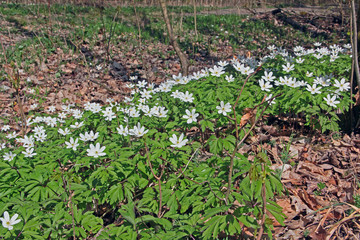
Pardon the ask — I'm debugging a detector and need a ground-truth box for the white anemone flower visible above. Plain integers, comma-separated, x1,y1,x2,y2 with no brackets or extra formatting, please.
129,123,149,137
225,75,234,82
323,94,340,108
3,152,16,161
216,101,232,116
102,107,116,121
183,109,199,124
22,148,37,158
306,84,322,95
295,58,304,64
87,143,106,158
181,91,194,103
241,66,254,75
0,211,21,230
267,45,276,51
261,71,275,82
87,131,99,141
58,128,70,136
282,62,295,73
1,125,10,131
169,133,188,148
117,125,129,136
259,79,272,92
217,61,228,67
171,90,183,99
334,78,350,92
306,71,313,77
65,137,79,151
70,121,84,129
265,94,276,105
209,65,225,77
6,132,18,139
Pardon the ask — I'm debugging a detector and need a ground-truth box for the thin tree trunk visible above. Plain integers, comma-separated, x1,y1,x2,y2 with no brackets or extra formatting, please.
351,0,360,90
357,0,360,36
194,0,198,38
158,0,189,76
47,0,52,34
351,0,360,129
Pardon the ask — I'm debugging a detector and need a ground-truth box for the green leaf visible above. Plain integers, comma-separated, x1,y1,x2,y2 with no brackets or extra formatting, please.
119,202,136,228
202,205,231,221
266,200,286,226
107,184,124,205
165,121,178,131
208,136,223,155
201,215,222,240
135,215,172,230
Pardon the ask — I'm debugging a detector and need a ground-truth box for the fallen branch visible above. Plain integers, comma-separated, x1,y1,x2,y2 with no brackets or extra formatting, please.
272,8,330,39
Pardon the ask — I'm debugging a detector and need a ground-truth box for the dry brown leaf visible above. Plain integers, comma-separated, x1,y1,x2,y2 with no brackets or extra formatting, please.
308,225,328,240
103,75,111,80
297,189,322,211
296,162,330,182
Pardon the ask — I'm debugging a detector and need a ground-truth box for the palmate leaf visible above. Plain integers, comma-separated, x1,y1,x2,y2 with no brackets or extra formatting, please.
266,200,286,226
155,231,188,240
222,135,236,152
200,215,223,240
106,183,124,205
226,215,242,235
200,213,242,239
135,215,173,230
81,213,103,232
201,205,231,221
199,119,215,132
208,135,223,155
119,202,136,228
22,230,44,239
166,191,179,212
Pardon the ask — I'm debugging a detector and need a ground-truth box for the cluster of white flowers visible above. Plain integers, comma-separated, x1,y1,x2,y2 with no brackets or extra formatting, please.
102,107,116,121
84,102,102,113
33,126,47,142
171,90,194,103
80,131,99,142
209,65,225,77
0,43,352,162
257,44,351,108
232,61,255,75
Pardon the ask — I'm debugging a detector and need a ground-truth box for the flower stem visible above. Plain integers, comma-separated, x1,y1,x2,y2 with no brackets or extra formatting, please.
144,141,164,218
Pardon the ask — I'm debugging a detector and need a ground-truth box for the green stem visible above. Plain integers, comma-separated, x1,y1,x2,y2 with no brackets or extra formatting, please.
144,140,164,218
225,93,281,203
256,163,267,240
225,69,260,203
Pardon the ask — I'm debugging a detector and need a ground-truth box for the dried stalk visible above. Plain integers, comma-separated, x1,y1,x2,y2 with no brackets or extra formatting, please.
225,67,261,203
144,142,164,218
225,92,282,204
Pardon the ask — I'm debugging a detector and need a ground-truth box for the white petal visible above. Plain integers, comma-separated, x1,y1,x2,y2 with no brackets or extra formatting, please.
3,211,9,221
10,214,18,223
